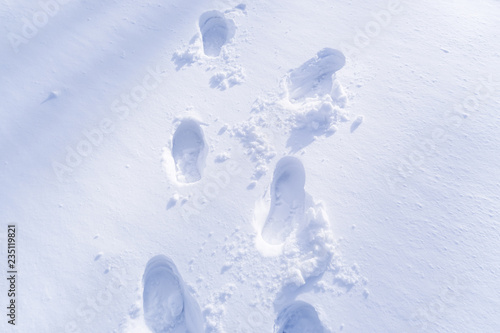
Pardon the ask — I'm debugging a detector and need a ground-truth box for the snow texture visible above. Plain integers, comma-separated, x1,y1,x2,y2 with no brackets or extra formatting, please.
2,1,499,332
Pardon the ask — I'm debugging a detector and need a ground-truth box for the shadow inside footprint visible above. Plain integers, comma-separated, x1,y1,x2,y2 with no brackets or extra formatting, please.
172,119,206,183
143,255,203,333
199,10,235,57
275,301,329,333
262,156,306,245
286,48,346,102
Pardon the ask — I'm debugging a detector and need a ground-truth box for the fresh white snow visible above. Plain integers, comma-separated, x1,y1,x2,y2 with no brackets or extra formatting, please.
1,0,499,332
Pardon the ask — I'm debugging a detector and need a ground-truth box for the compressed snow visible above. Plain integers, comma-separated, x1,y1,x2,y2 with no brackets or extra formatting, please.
1,0,499,332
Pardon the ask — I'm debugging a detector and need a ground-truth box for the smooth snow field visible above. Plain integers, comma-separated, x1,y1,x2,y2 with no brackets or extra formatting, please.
1,0,499,332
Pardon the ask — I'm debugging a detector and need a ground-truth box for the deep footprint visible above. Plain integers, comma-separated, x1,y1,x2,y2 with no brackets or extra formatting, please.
199,10,234,57
172,119,206,183
262,156,306,245
286,48,346,101
143,255,203,333
275,301,328,333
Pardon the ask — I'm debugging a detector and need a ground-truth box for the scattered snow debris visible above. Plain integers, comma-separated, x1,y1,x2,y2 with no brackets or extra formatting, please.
203,284,236,333
330,258,364,293
251,157,366,306
8,0,493,331
171,35,203,70
292,98,349,134
209,66,245,90
230,121,276,179
280,203,335,294
232,51,349,160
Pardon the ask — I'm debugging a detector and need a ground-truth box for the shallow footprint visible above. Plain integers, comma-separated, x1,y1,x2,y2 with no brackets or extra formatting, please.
262,156,306,245
143,255,203,333
172,119,206,183
286,48,346,102
275,301,329,333
199,10,235,57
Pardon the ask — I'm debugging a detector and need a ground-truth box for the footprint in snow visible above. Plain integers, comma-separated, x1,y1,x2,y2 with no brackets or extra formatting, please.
261,156,306,245
285,48,345,102
143,255,203,333
199,10,235,57
172,118,207,183
254,157,334,296
274,301,330,333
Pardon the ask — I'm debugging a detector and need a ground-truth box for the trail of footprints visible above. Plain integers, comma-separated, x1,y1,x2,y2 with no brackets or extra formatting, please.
138,5,352,333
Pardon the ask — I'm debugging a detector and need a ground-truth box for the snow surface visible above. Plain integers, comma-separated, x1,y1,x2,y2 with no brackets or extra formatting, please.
1,0,500,332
